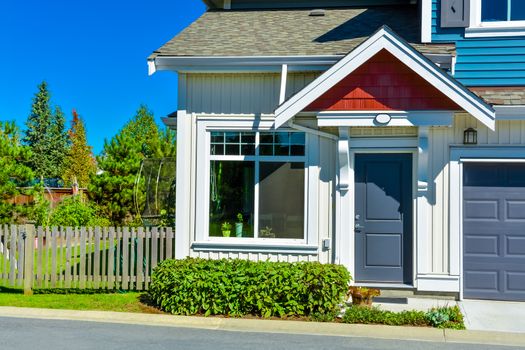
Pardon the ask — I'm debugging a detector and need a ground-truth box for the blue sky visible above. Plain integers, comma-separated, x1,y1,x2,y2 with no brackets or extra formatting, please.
0,0,205,154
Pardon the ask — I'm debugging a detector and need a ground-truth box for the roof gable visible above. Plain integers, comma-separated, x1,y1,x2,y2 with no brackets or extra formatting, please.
274,26,495,129
305,49,461,111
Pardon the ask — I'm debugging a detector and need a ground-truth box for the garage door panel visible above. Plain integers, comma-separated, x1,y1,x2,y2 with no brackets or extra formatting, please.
463,162,525,301
464,199,499,220
464,234,499,256
507,201,525,220
507,272,525,293
507,237,525,256
464,270,499,291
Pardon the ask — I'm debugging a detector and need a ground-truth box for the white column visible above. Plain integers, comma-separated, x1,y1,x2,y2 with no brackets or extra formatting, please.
335,127,353,273
416,126,431,280
175,110,192,259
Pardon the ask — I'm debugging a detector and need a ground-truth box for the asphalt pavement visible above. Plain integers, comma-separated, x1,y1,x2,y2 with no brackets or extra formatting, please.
0,317,522,350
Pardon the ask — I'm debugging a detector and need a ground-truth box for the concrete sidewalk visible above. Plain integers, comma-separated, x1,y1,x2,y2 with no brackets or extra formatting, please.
0,306,524,347
375,297,525,334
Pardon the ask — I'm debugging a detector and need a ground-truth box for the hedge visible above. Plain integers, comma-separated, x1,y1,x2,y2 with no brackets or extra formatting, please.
343,305,465,329
149,258,351,318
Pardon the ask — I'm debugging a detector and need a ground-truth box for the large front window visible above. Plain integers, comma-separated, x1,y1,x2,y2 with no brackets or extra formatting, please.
481,0,525,22
209,131,306,240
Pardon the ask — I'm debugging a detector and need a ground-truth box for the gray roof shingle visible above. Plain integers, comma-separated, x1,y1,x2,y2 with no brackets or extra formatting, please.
150,6,455,59
471,87,525,105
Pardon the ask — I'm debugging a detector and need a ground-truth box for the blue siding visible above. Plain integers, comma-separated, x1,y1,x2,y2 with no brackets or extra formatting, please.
431,0,525,86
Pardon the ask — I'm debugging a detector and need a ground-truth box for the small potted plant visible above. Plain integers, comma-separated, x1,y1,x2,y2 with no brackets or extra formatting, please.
221,222,232,237
235,213,243,237
259,226,275,238
347,286,381,307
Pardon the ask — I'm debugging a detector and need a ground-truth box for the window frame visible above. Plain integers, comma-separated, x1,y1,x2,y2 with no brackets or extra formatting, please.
193,118,319,250
466,0,525,37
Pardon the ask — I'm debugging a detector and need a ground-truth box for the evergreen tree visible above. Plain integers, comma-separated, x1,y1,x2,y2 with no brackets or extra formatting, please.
121,104,160,158
0,121,34,223
24,81,68,182
62,110,97,188
89,132,143,225
89,105,178,225
47,106,69,179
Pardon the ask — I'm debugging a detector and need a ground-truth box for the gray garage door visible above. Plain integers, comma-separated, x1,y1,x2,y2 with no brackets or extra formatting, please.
463,163,525,301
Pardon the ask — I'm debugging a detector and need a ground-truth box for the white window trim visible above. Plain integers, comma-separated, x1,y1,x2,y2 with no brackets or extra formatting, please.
193,118,319,253
466,0,525,37
449,146,525,300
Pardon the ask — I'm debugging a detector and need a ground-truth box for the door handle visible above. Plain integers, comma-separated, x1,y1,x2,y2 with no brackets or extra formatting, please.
355,223,364,232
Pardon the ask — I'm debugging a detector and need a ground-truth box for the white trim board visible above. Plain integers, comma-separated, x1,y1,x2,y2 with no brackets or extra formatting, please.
317,111,454,127
274,26,495,130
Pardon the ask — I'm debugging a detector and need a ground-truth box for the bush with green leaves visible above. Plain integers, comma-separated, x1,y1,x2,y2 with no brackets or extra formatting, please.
49,195,110,227
343,305,428,326
426,305,465,329
343,305,465,329
149,258,351,318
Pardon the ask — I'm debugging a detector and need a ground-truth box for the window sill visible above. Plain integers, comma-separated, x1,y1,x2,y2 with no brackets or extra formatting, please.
465,25,525,38
192,241,319,254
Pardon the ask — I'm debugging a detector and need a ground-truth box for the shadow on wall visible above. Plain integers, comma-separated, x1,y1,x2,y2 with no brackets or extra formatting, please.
314,7,420,45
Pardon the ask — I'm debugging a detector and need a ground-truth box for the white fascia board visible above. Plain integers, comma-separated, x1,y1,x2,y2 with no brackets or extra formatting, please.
273,26,495,130
152,55,340,73
494,105,525,120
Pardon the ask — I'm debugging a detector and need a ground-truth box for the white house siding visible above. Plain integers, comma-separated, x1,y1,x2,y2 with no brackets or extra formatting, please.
428,115,525,276
185,72,320,115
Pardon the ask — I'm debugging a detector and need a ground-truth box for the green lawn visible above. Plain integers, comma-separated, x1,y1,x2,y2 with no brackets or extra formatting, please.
0,288,163,314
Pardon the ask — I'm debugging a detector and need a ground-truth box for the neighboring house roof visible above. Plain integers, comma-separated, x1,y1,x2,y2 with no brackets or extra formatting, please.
150,6,454,59
471,87,525,106
274,26,495,130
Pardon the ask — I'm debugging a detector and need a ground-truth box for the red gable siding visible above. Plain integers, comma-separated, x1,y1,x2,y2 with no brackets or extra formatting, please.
305,50,460,111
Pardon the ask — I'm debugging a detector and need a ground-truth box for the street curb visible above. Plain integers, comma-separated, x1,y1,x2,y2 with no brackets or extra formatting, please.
0,307,524,347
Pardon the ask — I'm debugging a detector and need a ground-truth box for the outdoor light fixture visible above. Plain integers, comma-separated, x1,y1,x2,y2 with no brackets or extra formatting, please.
463,128,477,145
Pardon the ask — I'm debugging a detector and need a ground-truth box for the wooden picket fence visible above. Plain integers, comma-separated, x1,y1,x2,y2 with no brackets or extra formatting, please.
0,225,174,293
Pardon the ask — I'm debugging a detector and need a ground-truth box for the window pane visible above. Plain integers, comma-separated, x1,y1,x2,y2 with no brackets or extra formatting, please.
211,144,224,155
225,132,240,143
225,144,240,155
210,161,255,238
259,144,273,156
511,0,525,20
259,162,304,239
260,133,274,144
211,132,224,143
482,0,508,21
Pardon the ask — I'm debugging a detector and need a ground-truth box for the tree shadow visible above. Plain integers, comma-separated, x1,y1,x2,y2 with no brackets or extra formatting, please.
314,7,420,45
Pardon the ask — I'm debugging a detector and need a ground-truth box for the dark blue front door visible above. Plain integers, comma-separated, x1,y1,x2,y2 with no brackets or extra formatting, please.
355,154,413,283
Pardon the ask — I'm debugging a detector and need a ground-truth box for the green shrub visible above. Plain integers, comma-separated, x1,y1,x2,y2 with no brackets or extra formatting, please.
426,305,465,329
343,305,465,329
49,195,110,227
149,258,351,318
343,306,428,326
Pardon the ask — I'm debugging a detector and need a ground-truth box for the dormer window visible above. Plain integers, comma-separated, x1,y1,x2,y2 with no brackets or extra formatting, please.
466,0,525,37
481,0,525,22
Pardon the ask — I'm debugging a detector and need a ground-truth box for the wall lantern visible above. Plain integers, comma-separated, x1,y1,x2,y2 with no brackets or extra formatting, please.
463,128,477,145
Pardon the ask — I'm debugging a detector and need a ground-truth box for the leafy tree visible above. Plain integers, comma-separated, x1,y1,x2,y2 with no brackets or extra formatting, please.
24,81,68,181
89,132,144,225
0,121,34,223
62,110,96,187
